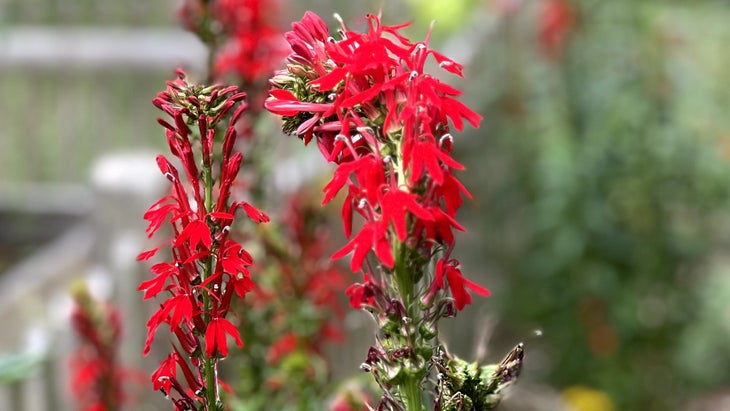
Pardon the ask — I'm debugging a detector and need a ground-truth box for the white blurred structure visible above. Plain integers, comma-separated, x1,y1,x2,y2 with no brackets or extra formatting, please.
0,27,207,70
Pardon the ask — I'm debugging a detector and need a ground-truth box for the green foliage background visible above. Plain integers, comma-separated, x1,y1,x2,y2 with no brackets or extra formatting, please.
446,1,730,410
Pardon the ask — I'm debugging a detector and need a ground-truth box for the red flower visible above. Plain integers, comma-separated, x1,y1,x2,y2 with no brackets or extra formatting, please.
538,0,574,60
332,220,394,272
205,317,244,357
345,274,378,309
378,188,433,242
151,353,178,393
211,0,287,85
433,258,491,310
69,287,131,410
266,332,299,364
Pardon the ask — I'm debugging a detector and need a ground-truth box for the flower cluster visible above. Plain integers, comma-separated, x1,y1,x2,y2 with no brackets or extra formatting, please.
233,190,350,408
266,11,492,409
259,190,348,368
210,0,287,86
138,70,268,410
69,284,128,411
265,12,485,301
178,0,286,101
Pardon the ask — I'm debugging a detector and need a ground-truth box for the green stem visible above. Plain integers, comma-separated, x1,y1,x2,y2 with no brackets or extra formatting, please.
394,243,413,311
388,140,425,411
403,377,423,411
392,243,424,411
201,163,219,410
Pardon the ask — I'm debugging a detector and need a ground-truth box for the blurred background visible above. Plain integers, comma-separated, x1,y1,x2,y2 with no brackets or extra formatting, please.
2,0,730,410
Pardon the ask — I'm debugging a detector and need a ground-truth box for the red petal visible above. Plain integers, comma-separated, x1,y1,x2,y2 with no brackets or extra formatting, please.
241,202,270,223
136,246,161,261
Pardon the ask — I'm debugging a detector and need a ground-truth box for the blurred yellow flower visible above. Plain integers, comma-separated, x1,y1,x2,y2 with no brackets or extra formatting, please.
562,386,615,411
403,0,477,33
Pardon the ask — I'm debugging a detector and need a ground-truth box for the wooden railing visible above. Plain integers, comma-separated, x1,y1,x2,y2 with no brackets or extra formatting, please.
0,154,165,410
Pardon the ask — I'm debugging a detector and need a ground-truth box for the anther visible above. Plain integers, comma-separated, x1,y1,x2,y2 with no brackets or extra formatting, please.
439,133,453,145
358,198,368,209
409,71,419,81
164,172,175,182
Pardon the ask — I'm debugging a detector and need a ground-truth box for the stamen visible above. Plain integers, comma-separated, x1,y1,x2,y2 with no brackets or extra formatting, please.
356,126,375,135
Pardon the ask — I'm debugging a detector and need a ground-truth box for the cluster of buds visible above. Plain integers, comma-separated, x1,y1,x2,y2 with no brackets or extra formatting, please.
138,70,269,410
69,284,127,411
266,11,494,410
433,344,524,410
